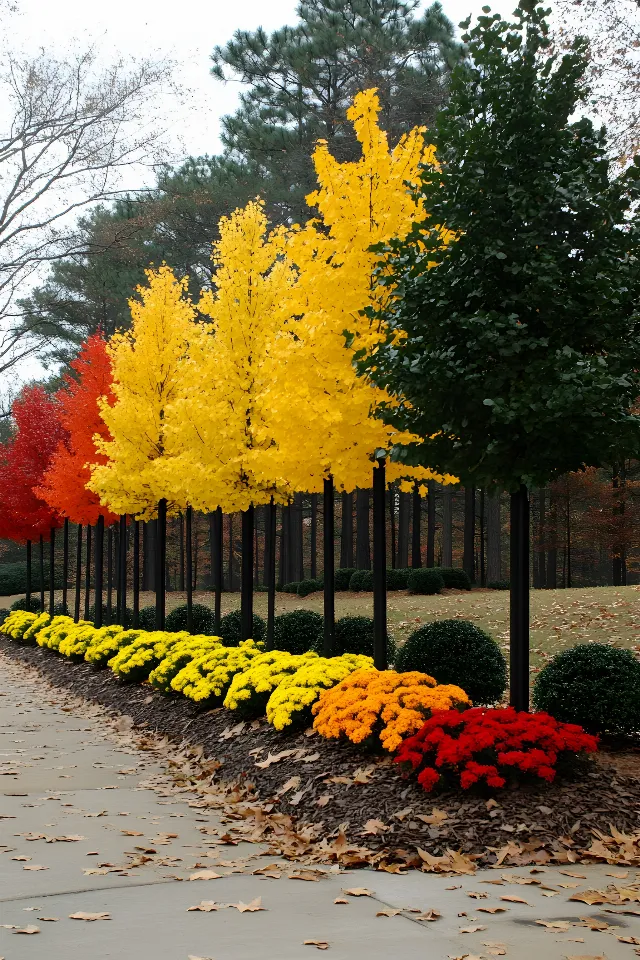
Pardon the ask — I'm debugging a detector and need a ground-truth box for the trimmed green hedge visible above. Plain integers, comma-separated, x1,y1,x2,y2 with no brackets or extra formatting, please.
0,562,63,596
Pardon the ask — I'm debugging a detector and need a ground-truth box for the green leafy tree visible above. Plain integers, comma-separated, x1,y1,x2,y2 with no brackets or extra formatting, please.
212,0,463,221
365,1,640,707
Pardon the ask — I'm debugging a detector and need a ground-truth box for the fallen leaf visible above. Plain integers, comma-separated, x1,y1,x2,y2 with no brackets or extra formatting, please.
534,920,570,931
228,898,265,913
376,908,402,917
353,766,375,784
478,907,507,914
361,819,387,836
500,896,529,904
617,936,640,945
289,870,325,882
188,871,223,881
187,901,220,912
37,917,59,922
69,912,111,921
303,941,329,950
23,864,48,871
342,888,373,897
415,909,441,922
460,924,487,933
334,898,349,905
11,856,30,861
12,925,40,935
278,776,301,795
121,830,144,837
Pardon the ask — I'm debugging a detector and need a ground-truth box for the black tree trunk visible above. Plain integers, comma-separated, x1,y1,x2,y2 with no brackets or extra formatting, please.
39,535,45,612
84,526,92,620
186,506,193,633
412,483,422,568
62,519,69,613
107,526,113,624
26,539,32,611
74,527,82,623
133,520,140,627
241,507,254,641
155,500,167,629
49,527,56,616
119,515,127,625
266,498,276,650
510,484,530,711
323,476,335,655
372,461,387,670
210,508,223,633
94,516,104,627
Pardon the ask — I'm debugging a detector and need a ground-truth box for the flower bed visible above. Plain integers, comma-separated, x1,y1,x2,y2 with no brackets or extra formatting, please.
312,669,470,751
394,707,599,792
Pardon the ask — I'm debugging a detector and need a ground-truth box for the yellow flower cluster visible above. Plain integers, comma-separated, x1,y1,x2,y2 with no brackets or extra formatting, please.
266,654,373,731
171,640,262,705
224,650,319,719
313,670,470,752
0,610,37,639
23,612,52,643
36,615,87,652
109,631,191,683
62,623,122,661
85,627,137,667
148,635,223,694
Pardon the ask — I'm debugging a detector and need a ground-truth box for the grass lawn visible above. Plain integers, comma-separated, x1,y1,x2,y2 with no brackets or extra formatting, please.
6,583,638,673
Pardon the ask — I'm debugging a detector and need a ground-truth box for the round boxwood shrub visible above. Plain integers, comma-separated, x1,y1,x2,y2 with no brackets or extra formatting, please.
432,567,472,590
137,605,158,630
533,644,640,735
219,609,266,646
273,609,323,654
487,579,510,590
53,601,69,616
279,582,300,594
386,568,410,590
349,569,374,591
335,568,355,592
407,568,444,595
0,609,8,626
165,603,216,635
10,595,43,613
297,579,322,598
396,619,507,705
329,614,396,662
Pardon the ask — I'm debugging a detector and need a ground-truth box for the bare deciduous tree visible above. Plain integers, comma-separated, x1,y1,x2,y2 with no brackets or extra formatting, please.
0,38,174,376
554,0,640,164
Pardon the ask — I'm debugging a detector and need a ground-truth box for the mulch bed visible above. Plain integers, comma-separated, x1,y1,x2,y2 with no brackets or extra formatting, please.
3,636,640,866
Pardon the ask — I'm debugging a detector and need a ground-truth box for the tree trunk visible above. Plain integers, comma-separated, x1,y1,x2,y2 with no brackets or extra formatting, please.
107,525,113,623
210,508,222,632
355,487,371,569
186,507,193,632
612,466,627,586
323,477,335,655
486,492,502,584
179,512,185,592
426,481,436,568
39,534,45,612
397,491,410,568
133,520,140,627
241,507,254,641
310,493,318,579
340,491,354,568
442,488,453,567
546,495,557,588
84,526,92,620
566,492,572,589
266,499,276,649
538,488,547,589
292,493,304,582
479,488,485,587
509,485,530,711
373,461,387,670
94,517,104,626
74,527,82,623
62,519,69,613
389,485,396,568
26,538,32,611
463,487,476,583
119,515,127,626
228,514,234,592
412,483,422,568
49,526,56,617
155,499,167,629
278,505,286,589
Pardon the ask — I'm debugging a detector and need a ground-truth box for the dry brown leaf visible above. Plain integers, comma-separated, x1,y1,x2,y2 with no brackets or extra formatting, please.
617,936,640,945
255,749,297,769
69,912,111,921
317,795,332,807
564,956,606,960
569,891,610,906
11,856,30,861
415,909,441,922
12,925,40,935
188,871,223,881
342,888,373,897
37,917,59,922
500,896,529,904
278,776,301,795
534,920,570,931
303,941,329,950
478,907,507,914
376,908,402,917
559,871,587,879
353,766,375,784
334,898,349,905
187,901,220,912
228,898,265,913
121,830,144,837
361,819,387,836
460,924,487,933
289,870,325,882
23,864,48,871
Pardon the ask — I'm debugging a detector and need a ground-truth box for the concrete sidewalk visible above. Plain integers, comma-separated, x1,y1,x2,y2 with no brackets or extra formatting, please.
1,652,638,960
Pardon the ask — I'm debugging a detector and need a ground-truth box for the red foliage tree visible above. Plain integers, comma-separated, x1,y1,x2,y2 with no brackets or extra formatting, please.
37,333,117,525
0,386,67,542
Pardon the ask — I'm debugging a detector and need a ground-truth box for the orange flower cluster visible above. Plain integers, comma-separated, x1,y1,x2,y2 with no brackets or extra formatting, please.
312,669,470,752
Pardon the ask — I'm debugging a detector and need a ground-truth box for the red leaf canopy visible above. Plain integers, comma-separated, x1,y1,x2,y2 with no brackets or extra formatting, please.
37,333,117,526
0,386,67,542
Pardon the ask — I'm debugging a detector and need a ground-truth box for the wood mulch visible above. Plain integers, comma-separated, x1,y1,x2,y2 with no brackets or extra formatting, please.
2,637,640,868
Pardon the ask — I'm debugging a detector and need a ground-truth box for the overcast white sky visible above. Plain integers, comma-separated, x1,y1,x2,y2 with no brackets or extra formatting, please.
10,0,519,169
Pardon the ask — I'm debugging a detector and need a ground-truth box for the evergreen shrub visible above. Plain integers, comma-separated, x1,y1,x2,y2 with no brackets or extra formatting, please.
407,568,444,595
219,609,266,646
273,609,323,654
165,603,216,635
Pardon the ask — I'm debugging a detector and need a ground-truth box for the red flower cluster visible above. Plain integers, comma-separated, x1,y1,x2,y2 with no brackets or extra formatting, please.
394,707,598,793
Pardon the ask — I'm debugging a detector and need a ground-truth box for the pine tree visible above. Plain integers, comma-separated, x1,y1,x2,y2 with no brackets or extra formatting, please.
212,0,462,221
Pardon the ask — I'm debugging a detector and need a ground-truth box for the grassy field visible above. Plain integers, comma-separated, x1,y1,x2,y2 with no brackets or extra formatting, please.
5,584,639,670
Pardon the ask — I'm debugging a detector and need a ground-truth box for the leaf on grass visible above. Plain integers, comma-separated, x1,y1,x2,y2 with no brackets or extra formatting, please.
187,901,220,912
303,941,329,950
228,898,265,913
342,888,373,897
188,871,223,881
69,912,111,921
